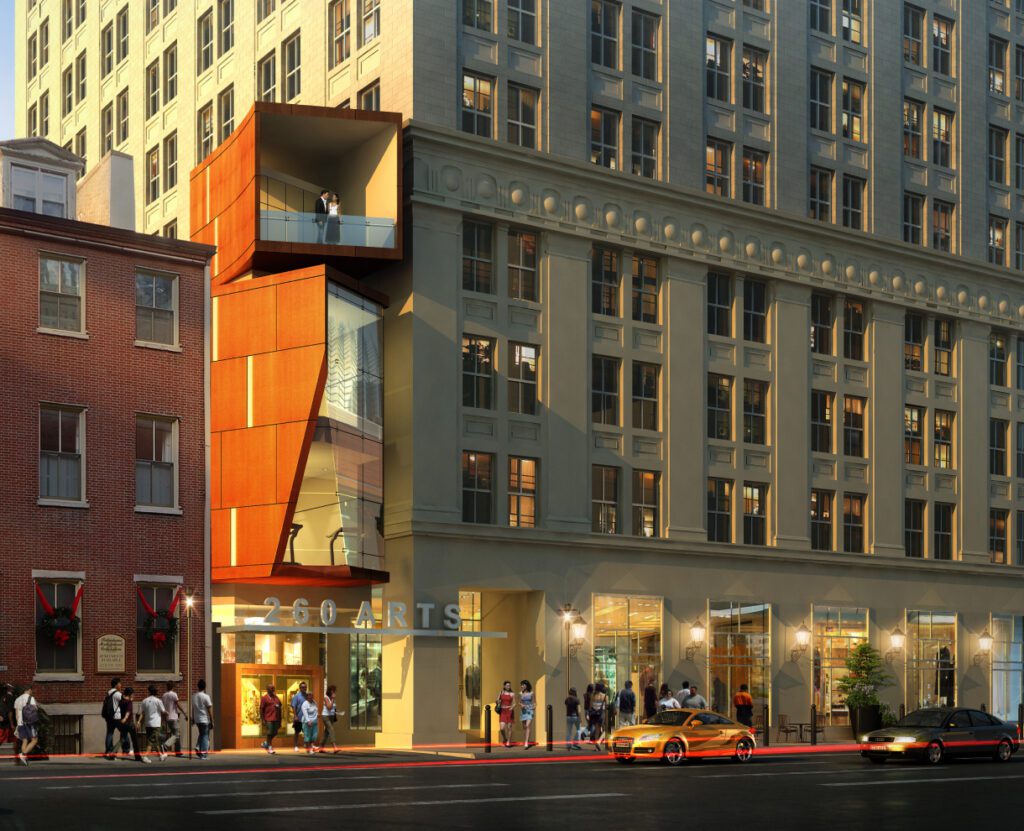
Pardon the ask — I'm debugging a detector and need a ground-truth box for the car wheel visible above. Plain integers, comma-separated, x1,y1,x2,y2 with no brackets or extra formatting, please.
733,738,754,763
615,756,635,764
994,739,1013,763
662,740,685,766
925,741,944,765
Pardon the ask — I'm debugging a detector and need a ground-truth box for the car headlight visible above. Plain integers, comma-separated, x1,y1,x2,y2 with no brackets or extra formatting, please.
860,735,870,743
893,736,918,744
638,733,663,741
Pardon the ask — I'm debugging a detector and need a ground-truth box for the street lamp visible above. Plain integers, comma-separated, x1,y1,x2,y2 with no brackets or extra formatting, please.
685,619,706,660
886,626,905,664
185,591,195,759
562,604,586,697
791,623,811,662
975,630,994,665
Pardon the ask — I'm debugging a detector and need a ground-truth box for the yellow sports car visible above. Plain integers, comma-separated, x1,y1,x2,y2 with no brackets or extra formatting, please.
610,709,757,765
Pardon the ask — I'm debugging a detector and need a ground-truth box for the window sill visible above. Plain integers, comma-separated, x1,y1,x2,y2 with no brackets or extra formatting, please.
33,673,84,682
134,673,182,683
134,340,182,353
36,326,88,340
37,498,90,509
135,505,183,516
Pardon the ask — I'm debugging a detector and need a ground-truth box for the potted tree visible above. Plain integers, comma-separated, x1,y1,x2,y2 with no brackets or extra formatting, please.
836,643,894,738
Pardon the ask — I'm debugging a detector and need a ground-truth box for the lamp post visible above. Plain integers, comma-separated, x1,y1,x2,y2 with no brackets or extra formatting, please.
562,604,586,698
185,591,194,760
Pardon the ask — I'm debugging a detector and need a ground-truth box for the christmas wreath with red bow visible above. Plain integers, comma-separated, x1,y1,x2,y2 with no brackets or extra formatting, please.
138,587,182,650
36,584,83,648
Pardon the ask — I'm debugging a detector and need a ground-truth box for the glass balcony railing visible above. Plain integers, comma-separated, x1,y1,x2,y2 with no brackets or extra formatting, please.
260,210,396,249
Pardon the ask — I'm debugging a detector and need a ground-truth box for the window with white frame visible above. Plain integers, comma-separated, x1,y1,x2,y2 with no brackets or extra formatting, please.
809,68,832,132
28,33,38,80
590,107,619,169
75,50,86,101
706,35,731,102
146,146,160,204
258,0,276,22
591,1,619,69
101,24,113,77
163,132,177,191
258,52,276,102
116,6,129,63
39,404,84,502
197,11,213,74
136,415,177,509
61,66,72,117
117,89,129,144
284,32,301,101
35,578,82,673
633,470,659,538
218,86,234,142
592,465,619,533
136,584,180,672
39,92,49,138
12,164,67,217
39,254,82,332
990,215,1008,266
330,0,351,67
101,104,113,154
631,117,658,178
163,43,177,102
136,270,176,346
218,0,234,55
362,0,380,45
507,84,537,148
146,61,160,119
146,0,159,33
358,81,380,111
991,36,1008,96
196,104,213,163
462,73,493,137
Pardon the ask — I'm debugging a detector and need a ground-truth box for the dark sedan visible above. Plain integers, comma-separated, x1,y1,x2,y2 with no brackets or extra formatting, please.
860,707,1020,764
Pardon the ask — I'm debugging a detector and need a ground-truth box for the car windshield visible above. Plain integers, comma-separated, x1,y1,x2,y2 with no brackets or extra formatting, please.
896,709,947,728
646,711,690,726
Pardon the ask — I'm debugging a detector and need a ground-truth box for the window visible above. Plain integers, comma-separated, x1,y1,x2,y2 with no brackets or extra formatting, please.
146,146,160,204
196,104,213,163
74,129,87,173
462,336,494,409
508,343,538,416
904,406,924,465
163,221,177,239
742,279,766,342
591,1,619,69
631,10,657,80
991,510,1009,564
61,0,72,41
136,270,175,345
39,92,49,139
116,88,129,144
808,166,832,222
508,0,536,44
990,216,1008,266
161,132,176,192
991,615,1023,720
902,99,923,159
362,0,380,43
903,4,923,65
934,410,953,469
989,127,1008,184
101,104,113,154
706,36,731,102
990,37,1008,95
742,47,767,113
632,471,659,538
218,0,234,55
841,175,864,229
841,79,864,141
810,490,833,550
1018,338,1024,389
991,334,1009,386
74,51,86,103
330,0,351,66
707,374,732,440
463,0,492,30
101,25,114,77
1018,423,1024,477
709,600,770,715
843,396,865,457
136,415,176,508
28,32,39,82
843,299,864,360
11,165,66,216
932,109,952,168
146,61,160,119
632,362,659,431
462,452,493,523
934,503,953,560
592,356,620,426
841,0,862,44
810,0,831,34
258,52,276,102
508,457,537,528
197,12,213,74
508,229,537,302
932,16,952,77
843,494,865,553
590,107,619,169
707,479,732,542
707,272,731,336
137,585,179,672
811,390,832,453
28,104,38,138
904,499,924,557
116,7,129,63
218,86,234,142
592,466,619,533
810,293,832,354
1018,46,1024,103
462,220,492,293
39,255,82,332
991,419,1008,476
284,32,301,101
39,405,83,501
165,0,178,12
743,484,767,546
932,200,953,252
462,73,493,137
705,138,731,196
35,579,82,673
631,117,659,178
358,81,380,111
591,246,620,316
146,0,160,33
631,255,658,323
1017,135,1024,190
742,148,767,206
903,192,923,245
508,85,537,149
163,43,178,102
743,379,767,445
901,313,922,372
932,318,952,376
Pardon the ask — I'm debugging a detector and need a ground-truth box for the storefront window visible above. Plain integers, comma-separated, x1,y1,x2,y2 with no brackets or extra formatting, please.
458,591,482,731
907,610,956,708
592,595,662,701
349,634,382,730
813,606,867,725
709,601,770,719
991,614,1023,722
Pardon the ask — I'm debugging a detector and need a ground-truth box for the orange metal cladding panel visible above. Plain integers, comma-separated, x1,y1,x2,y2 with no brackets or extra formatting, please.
213,178,258,284
276,420,313,505
211,508,231,570
234,504,289,570
210,357,248,433
216,283,278,361
220,425,278,509
250,346,326,428
190,168,208,239
210,431,222,511
276,276,326,351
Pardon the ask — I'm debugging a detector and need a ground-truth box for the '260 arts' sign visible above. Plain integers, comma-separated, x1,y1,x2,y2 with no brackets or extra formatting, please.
262,597,462,632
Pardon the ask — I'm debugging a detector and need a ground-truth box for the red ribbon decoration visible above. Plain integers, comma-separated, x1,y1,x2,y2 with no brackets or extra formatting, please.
151,632,167,650
136,586,157,617
70,585,83,617
167,587,183,616
53,629,70,648
34,583,56,617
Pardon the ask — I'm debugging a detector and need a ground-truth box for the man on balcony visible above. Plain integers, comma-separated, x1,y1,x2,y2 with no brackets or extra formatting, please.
314,189,330,243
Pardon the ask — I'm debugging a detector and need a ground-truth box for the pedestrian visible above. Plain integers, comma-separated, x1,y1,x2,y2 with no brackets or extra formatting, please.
733,684,754,727
300,691,320,754
314,189,329,243
101,678,124,760
519,680,535,748
564,687,581,750
291,681,308,752
0,683,16,762
681,684,708,710
260,682,282,755
13,685,40,766
140,685,169,762
657,683,681,711
320,685,341,753
643,684,657,721
119,687,147,763
676,680,691,704
616,680,637,728
161,680,185,757
192,679,214,759
496,681,515,747
588,683,608,751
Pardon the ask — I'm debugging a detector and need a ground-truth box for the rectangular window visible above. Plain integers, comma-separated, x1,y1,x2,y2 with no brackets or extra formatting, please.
1018,338,1024,389
462,451,493,523
136,585,178,672
362,0,380,43
39,404,83,501
135,415,176,508
743,379,767,445
810,490,833,551
196,104,213,163
841,79,864,141
743,483,767,546
811,293,833,354
841,0,862,45
12,164,66,216
592,465,619,533
989,127,1008,184
146,61,160,118
35,579,81,673
934,410,954,469
631,117,658,178
135,270,176,345
811,390,833,453
592,356,620,426
903,192,923,245
1017,135,1024,190
218,86,234,142
707,478,732,543
163,221,177,239
116,88,129,144
843,493,865,553
843,396,865,457
591,1,619,69
591,247,620,316
900,312,921,370
991,333,1009,386
462,73,493,137
903,4,923,65
841,175,864,230
284,32,301,101
707,272,731,336
932,200,953,252
706,35,731,102
1018,46,1024,103
904,405,924,465
218,0,234,55
508,229,537,302
39,255,82,333
1018,423,1024,478
358,81,380,111
632,362,659,431
991,419,1008,476
100,24,112,77
903,99,922,158
590,107,619,169
632,470,659,538
810,0,831,34
631,10,658,80
28,104,37,138
930,318,951,377
843,299,865,360
742,279,766,343
934,503,953,560
932,109,953,168
257,52,276,102
61,0,72,41
39,92,49,138
508,85,537,149
808,166,832,222
101,104,113,154
146,0,160,33
705,139,731,196
508,343,538,416
116,7,129,63
631,254,658,323
809,68,832,132
742,47,767,113
75,51,86,103
146,146,160,204
197,12,213,74
74,129,87,173
990,36,1008,95
330,0,351,67
990,216,1008,266
904,499,924,557
990,510,1009,564
742,148,767,206
932,16,952,77
462,220,492,293
508,0,536,44
462,335,494,409
508,457,537,528
707,374,733,440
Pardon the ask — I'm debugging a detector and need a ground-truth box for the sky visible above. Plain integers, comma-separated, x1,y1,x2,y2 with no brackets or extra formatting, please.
0,0,14,140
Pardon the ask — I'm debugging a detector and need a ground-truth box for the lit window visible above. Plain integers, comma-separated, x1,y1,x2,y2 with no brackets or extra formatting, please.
462,73,493,137
330,0,351,67
632,470,659,538
904,313,923,371
462,335,494,409
590,107,619,169
508,342,538,415
509,457,538,528
902,4,922,65
990,36,1008,95
362,0,380,45
841,0,862,45
933,319,953,376
742,147,767,206
705,138,731,196
904,406,924,465
841,79,864,141
810,490,833,550
902,99,922,158
990,216,1008,266
743,483,766,546
811,390,832,453
932,17,952,77
706,35,731,102
707,374,732,440
934,410,954,469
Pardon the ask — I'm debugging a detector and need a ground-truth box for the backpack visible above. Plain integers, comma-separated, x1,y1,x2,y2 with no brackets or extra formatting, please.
22,699,39,726
101,692,116,721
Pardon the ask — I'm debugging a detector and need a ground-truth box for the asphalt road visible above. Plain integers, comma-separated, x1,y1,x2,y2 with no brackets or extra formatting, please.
0,747,1020,831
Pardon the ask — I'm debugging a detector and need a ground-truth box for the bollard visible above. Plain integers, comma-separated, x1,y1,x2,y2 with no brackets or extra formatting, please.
1018,702,1023,739
484,704,492,753
762,704,770,747
810,703,817,746
546,704,553,752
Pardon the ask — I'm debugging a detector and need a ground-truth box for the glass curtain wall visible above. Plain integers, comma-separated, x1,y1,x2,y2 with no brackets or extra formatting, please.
812,606,867,725
709,601,771,719
907,610,957,708
592,595,663,702
991,614,1023,722
458,591,483,731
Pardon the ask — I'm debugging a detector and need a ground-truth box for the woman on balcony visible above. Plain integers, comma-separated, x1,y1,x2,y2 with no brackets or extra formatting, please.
326,194,341,244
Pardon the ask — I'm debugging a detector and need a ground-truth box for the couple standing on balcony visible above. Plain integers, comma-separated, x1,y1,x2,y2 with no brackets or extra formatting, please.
314,189,343,244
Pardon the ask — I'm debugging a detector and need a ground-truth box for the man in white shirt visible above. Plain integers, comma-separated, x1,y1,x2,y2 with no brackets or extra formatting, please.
103,678,124,760
675,681,691,705
13,686,39,766
192,679,214,759
161,681,185,756
140,685,168,762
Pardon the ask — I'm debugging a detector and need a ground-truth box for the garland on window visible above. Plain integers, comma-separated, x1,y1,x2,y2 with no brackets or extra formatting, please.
138,587,182,650
36,584,83,648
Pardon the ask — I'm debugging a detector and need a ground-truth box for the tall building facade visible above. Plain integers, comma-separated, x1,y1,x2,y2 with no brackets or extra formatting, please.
16,1,1024,747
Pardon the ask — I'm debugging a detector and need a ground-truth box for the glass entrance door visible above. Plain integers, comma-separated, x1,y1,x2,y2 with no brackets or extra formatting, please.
907,610,956,708
592,595,662,701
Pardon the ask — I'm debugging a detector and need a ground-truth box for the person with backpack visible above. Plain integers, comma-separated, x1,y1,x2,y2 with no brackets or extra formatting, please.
119,688,147,763
14,685,39,766
102,679,124,760
616,680,637,728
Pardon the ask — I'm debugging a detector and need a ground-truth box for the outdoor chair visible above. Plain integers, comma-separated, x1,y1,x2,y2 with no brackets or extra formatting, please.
777,713,798,742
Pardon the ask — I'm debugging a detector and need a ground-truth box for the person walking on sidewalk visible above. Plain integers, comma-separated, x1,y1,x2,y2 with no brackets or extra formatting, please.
102,679,124,760
119,688,147,763
260,683,282,755
733,684,754,727
291,681,308,752
192,680,214,759
320,685,342,753
0,683,17,762
588,683,608,751
300,691,320,754
564,687,582,750
519,680,536,748
616,680,637,728
657,683,680,711
676,680,691,704
496,681,516,747
643,684,658,721
161,681,185,756
681,684,708,710
140,686,168,762
13,686,40,766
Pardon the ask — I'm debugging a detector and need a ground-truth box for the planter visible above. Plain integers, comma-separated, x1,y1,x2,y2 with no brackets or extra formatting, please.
850,705,882,738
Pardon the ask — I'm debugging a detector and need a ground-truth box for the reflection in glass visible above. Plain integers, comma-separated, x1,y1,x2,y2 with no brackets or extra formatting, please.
907,610,956,708
813,606,867,725
991,614,1022,722
709,601,770,718
458,591,482,731
592,595,662,704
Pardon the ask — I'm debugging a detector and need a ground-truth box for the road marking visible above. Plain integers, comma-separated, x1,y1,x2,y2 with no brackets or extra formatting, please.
47,774,402,790
823,773,1024,787
693,767,929,779
119,782,505,802
199,792,628,816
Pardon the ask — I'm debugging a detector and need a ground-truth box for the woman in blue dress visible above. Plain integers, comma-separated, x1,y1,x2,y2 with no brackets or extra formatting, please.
519,680,535,747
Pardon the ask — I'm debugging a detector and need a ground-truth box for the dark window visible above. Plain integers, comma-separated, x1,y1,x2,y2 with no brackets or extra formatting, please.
508,229,537,302
707,478,732,542
707,272,731,336
843,299,864,360
843,493,865,553
743,280,766,342
592,247,620,316
933,319,952,376
462,451,493,523
810,490,833,551
631,255,658,323
810,294,832,354
904,313,924,371
811,390,832,453
934,503,953,560
462,221,493,293
843,396,865,457
904,499,924,557
991,419,1008,476
990,509,1008,564
632,362,659,431
743,379,767,445
990,334,1009,387
462,335,494,409
743,483,767,546
632,470,659,538
708,374,732,440
592,356,620,426
592,465,619,533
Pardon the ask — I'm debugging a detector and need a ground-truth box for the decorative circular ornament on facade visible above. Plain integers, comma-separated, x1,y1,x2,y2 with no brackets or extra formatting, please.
999,299,1009,314
574,201,590,222
796,253,810,270
936,285,947,301
510,185,527,206
442,167,462,192
868,270,881,285
845,264,857,281
821,258,834,276
542,193,559,214
634,215,650,235
1018,304,1024,318
891,275,904,291
663,221,678,240
691,227,706,247
719,233,733,253
914,279,927,296
605,208,620,228
979,294,990,310
476,176,495,199
957,289,969,305
770,245,785,265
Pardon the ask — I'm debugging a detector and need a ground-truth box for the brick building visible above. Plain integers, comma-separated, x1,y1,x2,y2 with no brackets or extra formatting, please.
0,139,213,754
